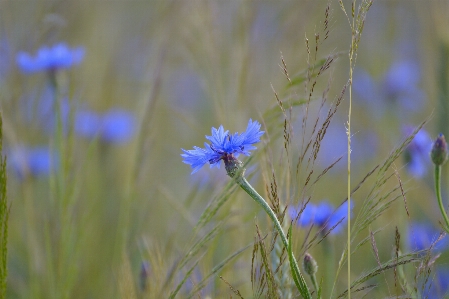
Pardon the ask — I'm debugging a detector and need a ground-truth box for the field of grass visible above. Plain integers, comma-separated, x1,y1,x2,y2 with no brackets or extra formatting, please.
1,1,449,298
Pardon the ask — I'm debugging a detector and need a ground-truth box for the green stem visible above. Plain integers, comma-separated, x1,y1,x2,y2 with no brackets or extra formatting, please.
310,274,319,294
236,176,311,298
434,165,449,233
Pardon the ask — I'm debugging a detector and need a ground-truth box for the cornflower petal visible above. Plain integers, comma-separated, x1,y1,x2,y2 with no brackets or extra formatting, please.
205,125,229,151
241,119,265,146
181,145,215,174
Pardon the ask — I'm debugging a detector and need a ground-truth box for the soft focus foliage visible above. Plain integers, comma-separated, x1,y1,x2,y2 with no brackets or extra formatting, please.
0,1,448,298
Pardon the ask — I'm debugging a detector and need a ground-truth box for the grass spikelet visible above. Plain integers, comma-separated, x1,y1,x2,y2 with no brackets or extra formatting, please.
333,120,430,294
336,252,422,299
255,224,279,299
219,276,244,299
195,181,239,232
186,244,250,298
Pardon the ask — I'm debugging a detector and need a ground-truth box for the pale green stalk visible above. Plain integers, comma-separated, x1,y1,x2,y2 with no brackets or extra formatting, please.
235,175,311,298
434,165,449,233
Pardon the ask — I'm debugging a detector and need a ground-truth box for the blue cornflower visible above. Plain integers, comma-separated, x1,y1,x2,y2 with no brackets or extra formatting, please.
75,108,137,144
403,126,432,178
407,222,449,252
9,146,58,178
181,119,264,174
17,42,85,73
289,200,353,235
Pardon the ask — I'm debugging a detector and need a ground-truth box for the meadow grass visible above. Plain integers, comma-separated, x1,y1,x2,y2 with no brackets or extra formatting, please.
1,1,448,298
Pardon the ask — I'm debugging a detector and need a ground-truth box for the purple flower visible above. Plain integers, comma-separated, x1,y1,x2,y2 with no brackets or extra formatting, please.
407,222,448,252
403,126,432,178
181,119,264,174
17,42,85,73
9,146,58,178
289,200,353,235
74,108,136,144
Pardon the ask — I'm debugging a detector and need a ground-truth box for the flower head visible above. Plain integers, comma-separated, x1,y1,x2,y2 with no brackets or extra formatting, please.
181,119,264,174
289,200,353,235
17,42,85,73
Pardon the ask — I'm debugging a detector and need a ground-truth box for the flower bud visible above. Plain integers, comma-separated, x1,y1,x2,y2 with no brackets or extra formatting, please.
431,134,448,166
303,252,318,276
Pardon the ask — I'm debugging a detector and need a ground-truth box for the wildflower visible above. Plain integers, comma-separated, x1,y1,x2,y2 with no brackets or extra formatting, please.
431,134,448,166
181,119,264,174
403,126,432,178
407,222,448,252
9,146,58,178
16,42,85,73
75,108,136,144
289,200,353,235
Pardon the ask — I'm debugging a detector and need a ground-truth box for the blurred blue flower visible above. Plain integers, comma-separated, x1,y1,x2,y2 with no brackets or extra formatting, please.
353,60,425,119
16,42,85,73
289,200,353,235
403,126,432,178
181,119,264,174
8,146,58,178
425,268,449,298
74,108,136,144
407,222,449,252
101,109,136,143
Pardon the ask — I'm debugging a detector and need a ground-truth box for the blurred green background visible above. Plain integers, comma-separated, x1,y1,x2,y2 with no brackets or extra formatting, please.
1,1,449,298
